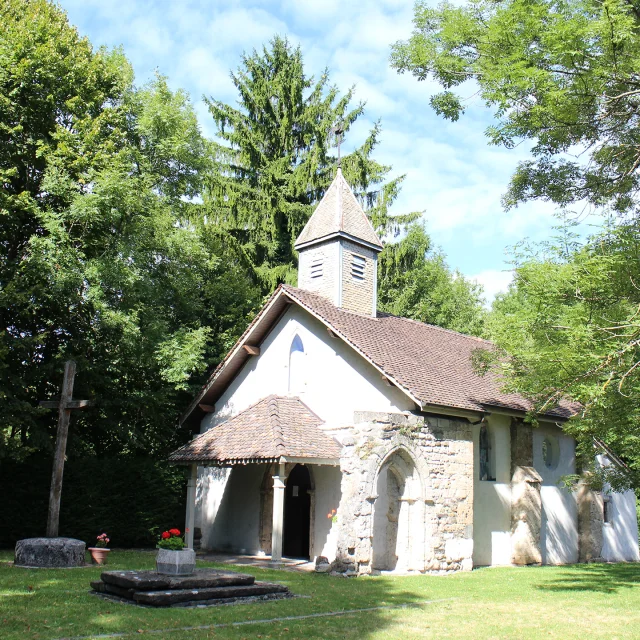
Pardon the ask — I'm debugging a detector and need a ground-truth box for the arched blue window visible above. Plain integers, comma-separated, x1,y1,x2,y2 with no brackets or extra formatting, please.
288,335,304,393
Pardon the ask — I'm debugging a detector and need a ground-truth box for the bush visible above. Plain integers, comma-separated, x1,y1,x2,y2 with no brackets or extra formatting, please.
0,455,187,548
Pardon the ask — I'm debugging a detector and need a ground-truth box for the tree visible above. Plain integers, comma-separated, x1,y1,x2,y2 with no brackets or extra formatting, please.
205,36,487,335
487,221,640,490
378,223,486,336
391,0,640,215
205,36,414,290
0,0,260,461
392,0,640,486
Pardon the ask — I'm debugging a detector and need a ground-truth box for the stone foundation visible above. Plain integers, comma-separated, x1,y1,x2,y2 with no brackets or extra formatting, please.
90,569,290,607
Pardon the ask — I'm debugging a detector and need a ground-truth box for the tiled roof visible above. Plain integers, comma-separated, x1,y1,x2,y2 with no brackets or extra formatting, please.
281,285,576,419
170,395,341,464
180,285,576,427
294,169,383,250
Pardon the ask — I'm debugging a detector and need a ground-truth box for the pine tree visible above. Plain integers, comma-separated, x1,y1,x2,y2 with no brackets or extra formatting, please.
205,36,414,290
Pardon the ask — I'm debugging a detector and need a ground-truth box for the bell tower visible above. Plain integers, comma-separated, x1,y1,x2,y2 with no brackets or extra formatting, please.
294,169,383,316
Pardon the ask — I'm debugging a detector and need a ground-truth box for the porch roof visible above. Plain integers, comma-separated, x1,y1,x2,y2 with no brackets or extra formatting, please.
169,395,341,465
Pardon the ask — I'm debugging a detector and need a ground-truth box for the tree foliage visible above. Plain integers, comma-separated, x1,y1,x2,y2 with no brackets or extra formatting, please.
393,0,640,486
391,0,640,215
487,221,640,489
206,36,486,335
205,36,416,290
378,223,486,336
0,2,489,470
0,0,260,461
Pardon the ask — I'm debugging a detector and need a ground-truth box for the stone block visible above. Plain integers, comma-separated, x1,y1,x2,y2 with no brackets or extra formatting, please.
15,537,86,568
132,582,289,606
101,569,254,591
444,538,473,563
461,558,473,572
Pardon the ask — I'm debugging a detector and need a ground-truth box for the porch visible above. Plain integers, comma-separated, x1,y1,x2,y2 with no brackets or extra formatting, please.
168,395,342,564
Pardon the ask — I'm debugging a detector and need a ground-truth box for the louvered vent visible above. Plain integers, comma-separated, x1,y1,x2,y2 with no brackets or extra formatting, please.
351,254,366,281
310,258,323,278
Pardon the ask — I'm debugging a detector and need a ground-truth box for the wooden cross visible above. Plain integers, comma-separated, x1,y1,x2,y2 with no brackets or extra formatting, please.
39,360,91,538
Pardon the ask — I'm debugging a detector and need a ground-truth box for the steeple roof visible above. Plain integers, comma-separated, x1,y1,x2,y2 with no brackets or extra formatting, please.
294,169,383,251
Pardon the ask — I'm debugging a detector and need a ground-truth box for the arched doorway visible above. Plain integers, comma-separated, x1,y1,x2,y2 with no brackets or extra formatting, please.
371,449,424,571
283,464,312,559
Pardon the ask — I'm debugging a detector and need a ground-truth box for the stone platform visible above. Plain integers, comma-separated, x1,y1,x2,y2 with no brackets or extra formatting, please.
90,569,291,607
15,537,86,568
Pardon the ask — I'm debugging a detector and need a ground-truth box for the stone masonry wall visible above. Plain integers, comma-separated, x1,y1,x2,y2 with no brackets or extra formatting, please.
329,410,474,575
340,239,376,316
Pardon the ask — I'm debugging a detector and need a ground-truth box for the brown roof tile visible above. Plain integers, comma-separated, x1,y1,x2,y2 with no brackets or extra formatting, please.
170,395,342,464
181,284,576,427
281,285,576,419
294,169,383,250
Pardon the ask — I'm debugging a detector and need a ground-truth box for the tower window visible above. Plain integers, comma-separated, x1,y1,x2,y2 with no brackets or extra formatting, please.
310,258,323,278
351,254,366,281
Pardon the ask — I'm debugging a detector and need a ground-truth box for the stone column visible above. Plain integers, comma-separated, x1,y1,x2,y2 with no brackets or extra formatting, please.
577,481,604,562
271,462,286,564
185,464,197,549
510,419,542,565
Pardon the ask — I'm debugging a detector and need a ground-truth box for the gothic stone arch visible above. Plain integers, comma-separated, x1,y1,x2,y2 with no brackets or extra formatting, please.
336,432,433,574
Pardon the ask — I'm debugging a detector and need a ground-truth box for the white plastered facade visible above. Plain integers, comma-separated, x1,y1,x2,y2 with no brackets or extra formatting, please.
195,304,412,557
194,302,640,569
188,169,638,571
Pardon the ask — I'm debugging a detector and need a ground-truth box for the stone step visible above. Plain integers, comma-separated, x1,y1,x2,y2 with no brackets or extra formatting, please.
132,582,290,607
100,569,254,591
90,580,135,600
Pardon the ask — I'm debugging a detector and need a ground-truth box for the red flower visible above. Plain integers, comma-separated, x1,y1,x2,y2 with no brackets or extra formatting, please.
161,531,170,540
169,528,181,536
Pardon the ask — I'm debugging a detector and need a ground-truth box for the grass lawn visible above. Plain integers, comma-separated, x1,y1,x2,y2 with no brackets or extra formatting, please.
1,550,639,639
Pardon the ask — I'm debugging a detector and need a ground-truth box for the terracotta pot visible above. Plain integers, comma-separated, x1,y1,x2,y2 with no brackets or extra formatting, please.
88,547,111,565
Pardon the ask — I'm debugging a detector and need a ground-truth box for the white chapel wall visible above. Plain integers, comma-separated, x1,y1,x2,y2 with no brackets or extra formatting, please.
312,465,342,559
203,463,266,553
596,454,640,562
472,415,512,566
196,467,230,548
197,304,413,552
202,304,412,431
533,425,579,565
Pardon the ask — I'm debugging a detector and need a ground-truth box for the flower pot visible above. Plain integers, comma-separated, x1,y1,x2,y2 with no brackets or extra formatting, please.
156,548,196,575
88,547,110,565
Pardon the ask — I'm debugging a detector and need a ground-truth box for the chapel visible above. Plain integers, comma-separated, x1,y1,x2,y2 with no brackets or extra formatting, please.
169,169,639,573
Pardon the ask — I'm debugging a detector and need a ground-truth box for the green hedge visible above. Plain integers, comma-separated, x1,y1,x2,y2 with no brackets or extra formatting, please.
0,455,187,548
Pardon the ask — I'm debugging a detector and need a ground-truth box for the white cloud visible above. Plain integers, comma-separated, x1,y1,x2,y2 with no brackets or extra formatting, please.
59,0,571,282
470,269,514,306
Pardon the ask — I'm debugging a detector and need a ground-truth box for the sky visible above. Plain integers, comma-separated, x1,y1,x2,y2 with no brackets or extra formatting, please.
59,0,569,303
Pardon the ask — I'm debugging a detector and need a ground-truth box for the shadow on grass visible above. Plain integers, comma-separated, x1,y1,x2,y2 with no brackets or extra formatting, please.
0,550,435,640
535,563,640,593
